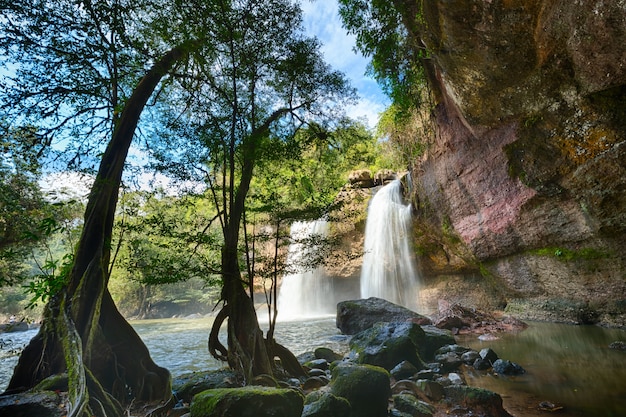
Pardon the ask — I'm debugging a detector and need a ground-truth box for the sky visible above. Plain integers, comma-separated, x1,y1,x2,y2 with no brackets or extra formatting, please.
300,0,389,128
39,0,389,196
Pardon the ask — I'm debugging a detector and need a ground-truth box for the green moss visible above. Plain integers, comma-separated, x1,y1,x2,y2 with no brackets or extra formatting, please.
530,247,613,261
191,386,304,417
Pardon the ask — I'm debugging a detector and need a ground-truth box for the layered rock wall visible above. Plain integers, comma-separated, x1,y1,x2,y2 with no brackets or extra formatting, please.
409,0,626,326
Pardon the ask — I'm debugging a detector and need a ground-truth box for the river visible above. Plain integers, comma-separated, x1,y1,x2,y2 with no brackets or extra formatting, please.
1,318,625,417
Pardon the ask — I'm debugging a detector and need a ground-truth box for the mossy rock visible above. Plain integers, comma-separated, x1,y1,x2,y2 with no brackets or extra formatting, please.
173,369,242,402
190,386,304,417
393,393,435,417
417,326,456,361
349,321,427,370
0,391,64,417
443,386,513,417
329,363,390,417
303,391,351,417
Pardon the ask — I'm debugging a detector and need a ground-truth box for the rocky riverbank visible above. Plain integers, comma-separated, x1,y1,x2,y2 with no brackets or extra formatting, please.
167,298,530,417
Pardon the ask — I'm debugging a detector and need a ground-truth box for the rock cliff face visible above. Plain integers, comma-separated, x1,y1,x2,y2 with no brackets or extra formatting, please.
407,0,626,326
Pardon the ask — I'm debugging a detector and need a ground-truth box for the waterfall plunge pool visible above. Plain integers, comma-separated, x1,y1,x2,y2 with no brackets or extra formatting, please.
2,318,625,417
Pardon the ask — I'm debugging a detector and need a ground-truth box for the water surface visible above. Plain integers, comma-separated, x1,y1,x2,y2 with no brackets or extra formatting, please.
457,321,626,417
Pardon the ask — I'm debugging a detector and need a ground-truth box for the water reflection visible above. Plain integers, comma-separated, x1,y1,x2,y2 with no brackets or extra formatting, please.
457,321,626,417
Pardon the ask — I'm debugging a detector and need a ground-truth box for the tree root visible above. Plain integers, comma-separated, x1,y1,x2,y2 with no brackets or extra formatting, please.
208,304,229,362
268,340,308,378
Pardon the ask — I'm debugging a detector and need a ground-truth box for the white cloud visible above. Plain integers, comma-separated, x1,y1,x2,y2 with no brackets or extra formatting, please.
301,0,389,128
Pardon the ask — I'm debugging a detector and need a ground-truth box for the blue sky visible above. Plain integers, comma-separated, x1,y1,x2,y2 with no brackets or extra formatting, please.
301,0,389,128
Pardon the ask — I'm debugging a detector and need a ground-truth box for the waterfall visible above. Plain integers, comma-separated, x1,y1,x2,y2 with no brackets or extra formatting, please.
360,179,420,309
277,220,334,319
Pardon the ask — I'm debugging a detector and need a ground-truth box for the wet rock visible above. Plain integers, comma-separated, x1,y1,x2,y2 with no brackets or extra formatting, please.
415,379,445,401
393,393,436,417
418,326,456,360
302,391,351,417
492,359,525,376
443,385,514,417
329,363,390,417
349,321,426,370
308,368,328,378
434,351,462,373
479,348,499,364
173,369,241,402
448,373,465,385
472,357,492,371
306,359,329,371
336,297,432,335
609,341,626,350
415,369,436,380
391,360,419,380
0,391,65,417
190,386,303,417
314,347,343,362
460,350,480,364
303,376,328,392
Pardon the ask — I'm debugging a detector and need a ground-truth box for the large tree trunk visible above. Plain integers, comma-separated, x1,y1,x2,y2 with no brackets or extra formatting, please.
208,112,307,381
4,43,194,415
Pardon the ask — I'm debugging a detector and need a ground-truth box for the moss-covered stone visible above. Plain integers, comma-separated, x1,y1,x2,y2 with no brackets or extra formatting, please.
443,385,513,417
303,391,351,417
173,369,241,402
393,393,435,417
349,321,428,370
190,386,304,417
329,363,390,417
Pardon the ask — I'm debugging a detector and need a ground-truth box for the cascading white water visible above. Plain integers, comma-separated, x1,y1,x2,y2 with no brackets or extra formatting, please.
277,220,334,319
360,179,420,309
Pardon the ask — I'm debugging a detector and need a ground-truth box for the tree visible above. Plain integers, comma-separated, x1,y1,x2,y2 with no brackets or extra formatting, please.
149,0,355,381
0,0,208,414
0,124,50,285
338,0,429,117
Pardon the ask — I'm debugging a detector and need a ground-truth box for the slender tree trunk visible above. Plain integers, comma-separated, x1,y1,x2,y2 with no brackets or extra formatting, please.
5,43,195,415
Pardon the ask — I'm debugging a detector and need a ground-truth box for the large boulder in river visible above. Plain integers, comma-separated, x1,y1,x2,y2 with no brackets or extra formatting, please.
349,321,427,370
190,386,303,417
336,297,431,335
329,363,390,417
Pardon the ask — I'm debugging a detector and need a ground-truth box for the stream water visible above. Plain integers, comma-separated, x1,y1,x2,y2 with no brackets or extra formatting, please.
2,318,625,417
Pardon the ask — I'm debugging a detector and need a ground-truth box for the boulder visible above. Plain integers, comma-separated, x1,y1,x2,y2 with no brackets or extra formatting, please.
415,379,444,401
348,169,374,188
417,326,456,361
302,391,351,417
492,359,525,376
190,386,303,417
329,363,391,417
479,348,499,364
443,386,513,417
374,169,397,185
349,321,426,371
390,360,419,380
392,393,435,417
336,297,432,335
173,369,241,402
314,347,343,362
0,391,65,417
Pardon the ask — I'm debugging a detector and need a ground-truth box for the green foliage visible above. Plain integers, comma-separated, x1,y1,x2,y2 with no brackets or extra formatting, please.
531,247,612,261
24,253,73,309
338,0,428,115
112,189,222,287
